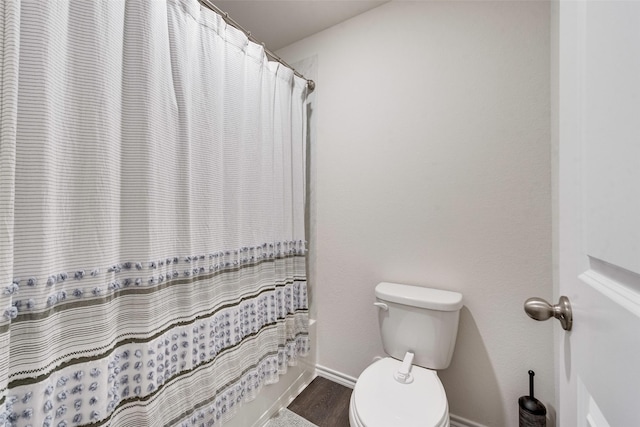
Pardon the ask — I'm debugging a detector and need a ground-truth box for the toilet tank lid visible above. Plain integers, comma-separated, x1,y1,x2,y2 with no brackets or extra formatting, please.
375,282,463,311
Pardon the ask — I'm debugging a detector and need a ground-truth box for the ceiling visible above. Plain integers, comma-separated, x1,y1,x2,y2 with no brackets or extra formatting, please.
212,1,388,51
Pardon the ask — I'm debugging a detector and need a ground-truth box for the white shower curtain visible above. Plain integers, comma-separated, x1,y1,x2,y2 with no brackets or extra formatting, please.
0,1,309,426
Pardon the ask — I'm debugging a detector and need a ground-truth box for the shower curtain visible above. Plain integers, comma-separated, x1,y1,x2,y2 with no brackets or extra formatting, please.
0,1,309,426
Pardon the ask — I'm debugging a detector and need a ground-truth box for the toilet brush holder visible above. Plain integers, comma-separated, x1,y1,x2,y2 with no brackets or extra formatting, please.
518,370,546,427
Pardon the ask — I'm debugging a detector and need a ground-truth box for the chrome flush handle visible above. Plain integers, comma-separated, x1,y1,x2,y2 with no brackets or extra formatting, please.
524,296,573,331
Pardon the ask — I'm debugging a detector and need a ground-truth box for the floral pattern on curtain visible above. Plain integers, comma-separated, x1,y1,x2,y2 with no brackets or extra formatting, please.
0,1,309,426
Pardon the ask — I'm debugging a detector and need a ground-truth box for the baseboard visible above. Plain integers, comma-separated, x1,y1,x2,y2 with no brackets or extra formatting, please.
315,365,487,427
315,364,357,389
449,413,488,427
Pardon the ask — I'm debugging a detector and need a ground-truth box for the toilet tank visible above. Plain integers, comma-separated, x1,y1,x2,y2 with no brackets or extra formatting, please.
375,282,463,370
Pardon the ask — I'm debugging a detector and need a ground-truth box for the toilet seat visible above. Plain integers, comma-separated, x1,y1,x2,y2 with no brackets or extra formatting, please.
350,357,449,427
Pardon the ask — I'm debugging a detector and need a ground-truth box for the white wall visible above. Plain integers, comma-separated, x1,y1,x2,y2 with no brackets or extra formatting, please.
278,2,552,426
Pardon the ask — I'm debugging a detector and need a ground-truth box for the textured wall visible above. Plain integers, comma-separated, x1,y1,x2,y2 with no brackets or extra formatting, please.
278,2,552,426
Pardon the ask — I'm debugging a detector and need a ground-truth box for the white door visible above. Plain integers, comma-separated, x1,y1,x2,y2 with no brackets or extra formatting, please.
557,0,640,425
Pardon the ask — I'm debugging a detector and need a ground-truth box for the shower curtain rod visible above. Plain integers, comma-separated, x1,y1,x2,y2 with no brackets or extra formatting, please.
199,0,316,92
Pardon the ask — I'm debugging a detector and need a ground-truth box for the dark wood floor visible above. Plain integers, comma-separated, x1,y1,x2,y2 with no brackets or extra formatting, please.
288,376,352,427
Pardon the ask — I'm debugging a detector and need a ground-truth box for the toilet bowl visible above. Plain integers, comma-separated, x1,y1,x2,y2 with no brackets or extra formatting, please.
349,357,449,427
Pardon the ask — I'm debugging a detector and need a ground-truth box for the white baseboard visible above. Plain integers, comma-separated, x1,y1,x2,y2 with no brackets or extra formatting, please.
315,364,357,389
315,364,487,427
449,413,488,427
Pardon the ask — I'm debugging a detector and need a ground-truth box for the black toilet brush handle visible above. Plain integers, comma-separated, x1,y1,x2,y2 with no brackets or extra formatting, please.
529,370,535,398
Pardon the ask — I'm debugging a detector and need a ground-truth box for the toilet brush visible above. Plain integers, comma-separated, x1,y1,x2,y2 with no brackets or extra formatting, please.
518,370,546,427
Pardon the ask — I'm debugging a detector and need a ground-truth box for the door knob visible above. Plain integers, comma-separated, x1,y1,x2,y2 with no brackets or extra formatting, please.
524,296,572,331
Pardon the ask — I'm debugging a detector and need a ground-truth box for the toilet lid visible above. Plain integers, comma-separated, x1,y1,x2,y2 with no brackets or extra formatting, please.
353,357,448,427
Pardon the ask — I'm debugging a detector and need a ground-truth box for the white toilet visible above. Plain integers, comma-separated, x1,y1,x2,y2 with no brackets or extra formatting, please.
349,282,463,427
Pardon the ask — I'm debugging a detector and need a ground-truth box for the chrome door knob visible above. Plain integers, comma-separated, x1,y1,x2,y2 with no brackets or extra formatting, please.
524,296,572,331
